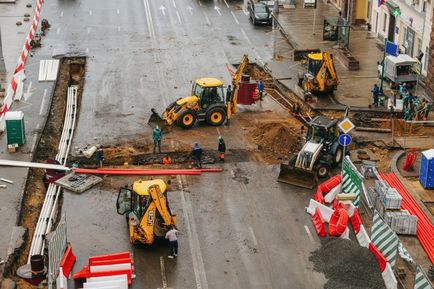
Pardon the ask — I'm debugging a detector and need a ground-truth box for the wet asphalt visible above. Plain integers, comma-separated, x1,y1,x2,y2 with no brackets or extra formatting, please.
36,0,327,288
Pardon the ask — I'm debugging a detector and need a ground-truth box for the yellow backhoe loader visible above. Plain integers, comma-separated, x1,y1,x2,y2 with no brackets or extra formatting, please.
301,52,339,98
116,179,176,245
149,55,250,129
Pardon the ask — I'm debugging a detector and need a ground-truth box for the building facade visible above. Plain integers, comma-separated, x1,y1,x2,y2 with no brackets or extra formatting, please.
370,0,432,77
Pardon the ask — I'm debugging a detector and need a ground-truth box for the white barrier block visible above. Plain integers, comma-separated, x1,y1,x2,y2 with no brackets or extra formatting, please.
84,279,125,289
324,183,342,203
340,227,350,239
306,199,334,222
356,225,371,248
90,262,132,273
87,275,128,284
381,262,398,289
14,75,24,101
56,267,68,289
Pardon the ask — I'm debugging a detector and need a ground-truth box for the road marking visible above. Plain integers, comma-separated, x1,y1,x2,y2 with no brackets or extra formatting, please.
172,0,177,8
176,11,182,24
252,48,264,65
160,5,166,16
89,9,92,16
143,0,156,40
87,27,91,34
214,6,222,16
30,134,38,153
240,28,252,44
117,8,120,14
56,27,60,34
26,81,32,94
204,12,211,25
178,178,209,289
249,226,258,247
118,26,121,32
230,11,239,24
304,225,315,244
187,5,193,15
159,256,168,288
39,89,47,115
223,0,230,8
86,47,89,53
243,8,249,16
60,11,63,17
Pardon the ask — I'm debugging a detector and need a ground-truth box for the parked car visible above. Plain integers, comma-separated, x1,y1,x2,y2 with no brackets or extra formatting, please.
248,2,272,25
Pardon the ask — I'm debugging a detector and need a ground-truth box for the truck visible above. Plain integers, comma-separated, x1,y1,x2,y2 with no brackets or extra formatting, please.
377,54,419,88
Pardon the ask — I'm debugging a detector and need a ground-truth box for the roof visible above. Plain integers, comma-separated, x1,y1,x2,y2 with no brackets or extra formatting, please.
195,78,224,87
386,54,417,65
310,115,338,129
133,179,167,196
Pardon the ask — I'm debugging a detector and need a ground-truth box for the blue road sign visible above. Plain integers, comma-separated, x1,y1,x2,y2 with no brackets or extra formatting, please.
385,41,398,56
339,133,352,147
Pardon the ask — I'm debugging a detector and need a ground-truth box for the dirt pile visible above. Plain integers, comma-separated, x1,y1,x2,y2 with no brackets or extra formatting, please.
248,120,302,162
310,237,386,289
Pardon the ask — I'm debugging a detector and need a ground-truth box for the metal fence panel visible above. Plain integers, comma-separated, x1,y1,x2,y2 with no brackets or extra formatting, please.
48,215,67,289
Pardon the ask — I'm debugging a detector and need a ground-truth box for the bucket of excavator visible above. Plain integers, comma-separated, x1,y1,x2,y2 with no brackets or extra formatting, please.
277,161,317,189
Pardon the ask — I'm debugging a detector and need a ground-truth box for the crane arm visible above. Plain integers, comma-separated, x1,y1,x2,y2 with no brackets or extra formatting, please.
228,54,249,119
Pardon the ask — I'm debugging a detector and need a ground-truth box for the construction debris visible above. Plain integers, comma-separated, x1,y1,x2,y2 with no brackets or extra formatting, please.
310,237,386,289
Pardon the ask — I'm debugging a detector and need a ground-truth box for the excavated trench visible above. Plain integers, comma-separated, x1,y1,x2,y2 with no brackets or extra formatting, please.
4,57,86,288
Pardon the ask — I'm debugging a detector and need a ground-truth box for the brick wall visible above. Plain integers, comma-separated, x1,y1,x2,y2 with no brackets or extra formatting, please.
427,17,434,98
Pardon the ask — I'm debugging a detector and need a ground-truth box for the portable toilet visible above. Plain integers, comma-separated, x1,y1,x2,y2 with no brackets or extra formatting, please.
419,149,434,189
5,111,26,147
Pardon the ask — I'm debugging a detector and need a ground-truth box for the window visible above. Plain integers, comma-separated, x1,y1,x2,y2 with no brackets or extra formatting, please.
423,0,427,12
383,13,388,33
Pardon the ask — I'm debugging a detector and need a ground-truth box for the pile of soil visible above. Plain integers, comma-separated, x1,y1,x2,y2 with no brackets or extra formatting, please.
248,120,302,162
310,237,386,289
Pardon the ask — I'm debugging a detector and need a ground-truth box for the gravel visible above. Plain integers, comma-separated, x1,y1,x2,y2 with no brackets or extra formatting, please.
309,237,386,289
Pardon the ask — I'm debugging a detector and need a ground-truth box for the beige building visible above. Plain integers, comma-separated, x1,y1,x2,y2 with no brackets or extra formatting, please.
370,0,432,77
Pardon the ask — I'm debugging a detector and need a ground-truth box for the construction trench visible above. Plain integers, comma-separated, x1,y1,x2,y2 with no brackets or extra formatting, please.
5,59,434,289
4,57,86,289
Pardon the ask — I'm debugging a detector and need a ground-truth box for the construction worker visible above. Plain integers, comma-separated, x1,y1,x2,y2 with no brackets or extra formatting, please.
152,126,163,154
257,80,264,100
371,84,380,107
399,83,407,99
162,155,172,165
165,225,179,259
96,145,104,168
217,135,226,161
191,142,203,168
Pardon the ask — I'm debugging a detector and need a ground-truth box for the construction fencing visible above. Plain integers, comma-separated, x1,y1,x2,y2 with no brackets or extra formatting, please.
47,215,68,289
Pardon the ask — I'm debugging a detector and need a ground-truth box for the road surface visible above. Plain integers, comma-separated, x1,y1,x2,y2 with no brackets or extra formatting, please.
38,0,326,288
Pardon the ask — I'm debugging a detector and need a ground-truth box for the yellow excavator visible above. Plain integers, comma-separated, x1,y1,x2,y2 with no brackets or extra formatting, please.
116,179,176,245
301,52,339,97
149,55,250,129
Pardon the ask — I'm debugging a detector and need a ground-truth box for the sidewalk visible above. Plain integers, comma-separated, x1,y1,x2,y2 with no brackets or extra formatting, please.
0,1,56,273
273,0,383,107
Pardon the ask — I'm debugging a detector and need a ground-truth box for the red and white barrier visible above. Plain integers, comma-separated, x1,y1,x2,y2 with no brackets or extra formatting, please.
60,245,76,278
0,0,44,130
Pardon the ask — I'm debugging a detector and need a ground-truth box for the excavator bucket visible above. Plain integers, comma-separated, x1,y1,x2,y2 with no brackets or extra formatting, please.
277,162,317,189
148,108,168,129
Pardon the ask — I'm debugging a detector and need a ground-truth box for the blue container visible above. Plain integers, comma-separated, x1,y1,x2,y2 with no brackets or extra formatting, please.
419,149,434,189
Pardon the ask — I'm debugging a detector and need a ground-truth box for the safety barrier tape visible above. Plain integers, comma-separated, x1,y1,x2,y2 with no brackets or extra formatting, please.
0,0,44,130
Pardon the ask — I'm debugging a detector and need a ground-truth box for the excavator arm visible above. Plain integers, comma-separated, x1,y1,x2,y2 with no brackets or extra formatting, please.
227,54,249,120
322,52,338,85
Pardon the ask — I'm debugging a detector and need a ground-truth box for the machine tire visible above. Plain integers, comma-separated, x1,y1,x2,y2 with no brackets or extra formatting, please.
333,147,343,165
206,107,227,126
316,164,329,178
177,110,197,129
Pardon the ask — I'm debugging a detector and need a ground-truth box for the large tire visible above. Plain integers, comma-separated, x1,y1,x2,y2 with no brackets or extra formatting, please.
333,147,343,166
206,107,227,126
177,110,197,129
316,164,329,178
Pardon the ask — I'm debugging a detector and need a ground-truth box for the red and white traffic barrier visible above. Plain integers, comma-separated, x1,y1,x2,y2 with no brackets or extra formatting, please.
73,252,135,286
0,0,44,130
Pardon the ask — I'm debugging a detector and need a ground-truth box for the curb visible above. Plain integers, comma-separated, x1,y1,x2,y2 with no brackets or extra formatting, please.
390,150,434,224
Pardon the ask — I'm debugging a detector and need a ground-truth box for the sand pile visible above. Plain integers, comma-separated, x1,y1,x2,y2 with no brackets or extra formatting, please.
249,121,302,162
